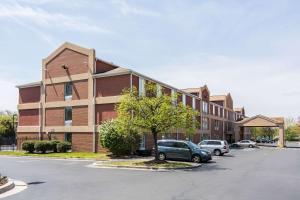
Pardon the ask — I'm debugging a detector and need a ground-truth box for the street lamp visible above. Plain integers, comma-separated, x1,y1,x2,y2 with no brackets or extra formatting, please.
12,114,17,145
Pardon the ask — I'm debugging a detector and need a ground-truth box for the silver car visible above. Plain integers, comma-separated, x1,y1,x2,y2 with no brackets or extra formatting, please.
198,140,230,156
237,140,257,148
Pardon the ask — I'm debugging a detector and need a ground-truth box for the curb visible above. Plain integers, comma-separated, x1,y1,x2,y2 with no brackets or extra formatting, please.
91,162,201,171
0,181,15,194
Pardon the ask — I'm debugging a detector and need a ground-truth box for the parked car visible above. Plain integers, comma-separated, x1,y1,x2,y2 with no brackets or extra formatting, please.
229,143,242,149
198,140,230,156
237,140,257,148
157,140,212,163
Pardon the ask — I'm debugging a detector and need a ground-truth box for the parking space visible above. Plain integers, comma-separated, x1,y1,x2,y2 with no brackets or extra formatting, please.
1,147,300,200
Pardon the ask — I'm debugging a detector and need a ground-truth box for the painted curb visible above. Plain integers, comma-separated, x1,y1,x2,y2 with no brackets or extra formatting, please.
0,181,15,194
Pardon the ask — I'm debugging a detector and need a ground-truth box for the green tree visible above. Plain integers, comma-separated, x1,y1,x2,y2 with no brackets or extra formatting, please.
99,119,141,156
0,115,14,138
116,83,199,161
285,125,300,141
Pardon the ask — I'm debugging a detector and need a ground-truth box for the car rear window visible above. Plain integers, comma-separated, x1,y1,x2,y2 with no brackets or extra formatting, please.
207,141,221,145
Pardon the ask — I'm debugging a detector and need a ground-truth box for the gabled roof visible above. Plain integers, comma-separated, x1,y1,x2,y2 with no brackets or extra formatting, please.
43,42,94,65
236,114,284,127
210,95,226,101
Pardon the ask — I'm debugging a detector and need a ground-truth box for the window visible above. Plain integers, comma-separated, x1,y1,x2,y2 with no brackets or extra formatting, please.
202,117,208,130
64,82,72,100
175,142,189,149
64,107,72,126
202,101,208,114
64,132,72,143
214,120,219,131
138,77,145,96
139,134,146,150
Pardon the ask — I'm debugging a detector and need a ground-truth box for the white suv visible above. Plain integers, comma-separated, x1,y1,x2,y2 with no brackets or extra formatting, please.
198,140,230,156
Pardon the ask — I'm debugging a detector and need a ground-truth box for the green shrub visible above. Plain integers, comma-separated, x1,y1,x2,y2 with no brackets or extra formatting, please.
34,141,52,154
49,140,61,152
57,142,72,153
22,141,35,153
99,120,141,156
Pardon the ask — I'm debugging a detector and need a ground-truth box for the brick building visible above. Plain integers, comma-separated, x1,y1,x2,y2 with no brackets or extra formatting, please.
17,42,246,152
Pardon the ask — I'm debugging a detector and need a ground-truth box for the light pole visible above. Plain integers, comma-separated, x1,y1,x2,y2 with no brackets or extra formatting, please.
12,114,17,145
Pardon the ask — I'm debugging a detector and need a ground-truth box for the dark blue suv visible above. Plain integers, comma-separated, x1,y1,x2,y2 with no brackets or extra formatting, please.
157,140,212,163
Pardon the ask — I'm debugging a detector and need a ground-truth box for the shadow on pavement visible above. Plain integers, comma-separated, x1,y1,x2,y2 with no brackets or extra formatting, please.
27,181,45,185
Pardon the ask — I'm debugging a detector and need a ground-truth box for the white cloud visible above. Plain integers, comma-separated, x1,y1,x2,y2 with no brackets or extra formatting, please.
138,54,300,118
0,2,112,34
112,0,161,17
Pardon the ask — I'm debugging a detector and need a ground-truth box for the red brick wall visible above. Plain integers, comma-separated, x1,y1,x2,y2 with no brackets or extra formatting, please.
186,96,193,107
45,108,64,126
132,75,139,91
196,99,201,112
72,106,88,126
50,132,65,141
17,132,40,149
95,104,117,125
19,109,39,126
45,83,64,102
72,133,93,152
96,74,130,97
95,60,117,73
72,80,88,100
19,86,40,104
45,49,88,78
162,87,171,96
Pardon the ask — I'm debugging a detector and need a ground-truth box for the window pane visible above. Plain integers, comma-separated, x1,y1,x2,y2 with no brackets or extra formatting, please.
65,82,72,98
65,132,72,143
65,107,72,121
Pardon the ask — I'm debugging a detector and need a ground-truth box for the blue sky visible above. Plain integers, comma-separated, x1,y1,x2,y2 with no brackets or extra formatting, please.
0,0,300,119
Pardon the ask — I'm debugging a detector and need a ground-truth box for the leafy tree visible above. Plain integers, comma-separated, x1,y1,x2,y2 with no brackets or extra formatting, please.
116,83,199,161
0,115,14,138
285,125,300,141
99,120,141,156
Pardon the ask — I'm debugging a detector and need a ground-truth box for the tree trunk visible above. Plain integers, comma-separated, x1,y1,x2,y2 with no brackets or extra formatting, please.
152,131,159,161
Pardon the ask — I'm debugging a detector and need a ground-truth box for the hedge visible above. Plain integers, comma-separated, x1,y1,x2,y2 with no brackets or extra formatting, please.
21,140,72,153
22,141,35,153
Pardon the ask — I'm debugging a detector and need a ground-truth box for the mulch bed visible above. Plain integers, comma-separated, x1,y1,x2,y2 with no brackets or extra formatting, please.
0,176,8,186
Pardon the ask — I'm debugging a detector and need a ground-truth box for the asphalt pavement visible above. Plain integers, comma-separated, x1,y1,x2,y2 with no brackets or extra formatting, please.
1,147,300,200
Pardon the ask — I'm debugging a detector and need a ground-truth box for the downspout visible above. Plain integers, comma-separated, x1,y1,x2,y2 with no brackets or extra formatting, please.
93,58,96,153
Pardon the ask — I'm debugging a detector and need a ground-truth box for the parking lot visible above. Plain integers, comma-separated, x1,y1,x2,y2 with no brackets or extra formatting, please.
1,147,300,200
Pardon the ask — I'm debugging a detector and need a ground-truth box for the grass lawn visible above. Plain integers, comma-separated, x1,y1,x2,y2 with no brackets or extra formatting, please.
0,151,110,160
99,160,195,169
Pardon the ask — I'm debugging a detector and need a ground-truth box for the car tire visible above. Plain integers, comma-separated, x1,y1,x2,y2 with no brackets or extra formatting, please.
249,145,254,148
214,149,221,156
158,153,166,161
192,155,201,163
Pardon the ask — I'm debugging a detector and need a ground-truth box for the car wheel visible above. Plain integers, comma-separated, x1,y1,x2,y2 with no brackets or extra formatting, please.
249,145,254,148
158,153,166,161
214,149,221,156
192,155,201,163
